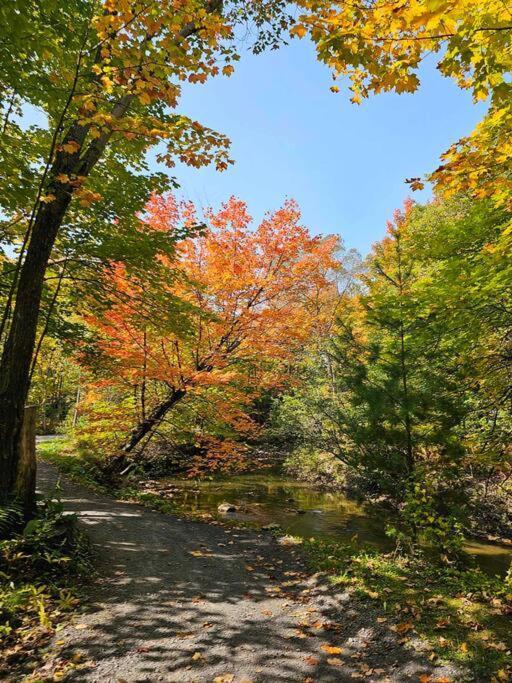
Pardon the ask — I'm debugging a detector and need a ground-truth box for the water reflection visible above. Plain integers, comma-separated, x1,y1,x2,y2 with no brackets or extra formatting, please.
154,474,511,576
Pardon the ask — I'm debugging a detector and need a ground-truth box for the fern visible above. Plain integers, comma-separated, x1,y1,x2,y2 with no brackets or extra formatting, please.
0,501,24,540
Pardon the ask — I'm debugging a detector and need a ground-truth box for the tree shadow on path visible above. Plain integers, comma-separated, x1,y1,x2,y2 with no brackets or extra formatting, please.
35,461,460,683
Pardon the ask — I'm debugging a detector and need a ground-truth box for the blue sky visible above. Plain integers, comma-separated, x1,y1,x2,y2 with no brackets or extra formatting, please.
167,38,485,255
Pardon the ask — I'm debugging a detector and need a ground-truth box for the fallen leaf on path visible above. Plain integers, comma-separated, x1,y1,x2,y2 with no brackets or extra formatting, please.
136,646,150,653
418,675,431,683
320,644,343,655
393,621,414,634
213,675,234,683
486,641,508,651
191,651,202,661
327,657,343,665
304,656,320,666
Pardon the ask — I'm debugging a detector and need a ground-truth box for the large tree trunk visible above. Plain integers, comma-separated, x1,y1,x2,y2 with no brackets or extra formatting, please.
0,4,220,505
0,95,133,504
105,388,186,476
0,183,74,504
14,406,37,519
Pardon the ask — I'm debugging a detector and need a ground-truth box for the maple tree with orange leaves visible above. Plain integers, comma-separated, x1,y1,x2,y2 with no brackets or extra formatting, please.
79,194,340,472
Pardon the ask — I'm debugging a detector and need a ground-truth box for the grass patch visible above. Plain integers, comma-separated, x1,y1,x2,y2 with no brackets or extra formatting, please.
37,439,108,494
304,538,512,681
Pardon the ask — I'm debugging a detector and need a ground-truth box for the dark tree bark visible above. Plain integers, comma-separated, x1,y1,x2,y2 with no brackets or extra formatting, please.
105,388,186,476
0,107,129,503
121,388,186,454
0,155,76,503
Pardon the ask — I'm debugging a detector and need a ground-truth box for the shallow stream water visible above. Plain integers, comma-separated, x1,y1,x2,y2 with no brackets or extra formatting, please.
158,473,512,576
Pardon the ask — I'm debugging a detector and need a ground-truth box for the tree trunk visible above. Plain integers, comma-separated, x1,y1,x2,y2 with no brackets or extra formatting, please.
0,99,133,505
105,388,186,476
0,3,220,504
0,185,74,504
14,406,37,519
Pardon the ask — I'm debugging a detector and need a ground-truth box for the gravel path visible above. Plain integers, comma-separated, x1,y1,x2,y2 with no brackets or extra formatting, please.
34,461,460,682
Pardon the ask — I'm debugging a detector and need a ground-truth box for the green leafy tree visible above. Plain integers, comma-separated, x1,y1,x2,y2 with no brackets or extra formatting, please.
0,0,292,505
276,196,512,552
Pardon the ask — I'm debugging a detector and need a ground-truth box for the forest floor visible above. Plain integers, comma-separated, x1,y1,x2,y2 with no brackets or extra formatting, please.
28,461,464,683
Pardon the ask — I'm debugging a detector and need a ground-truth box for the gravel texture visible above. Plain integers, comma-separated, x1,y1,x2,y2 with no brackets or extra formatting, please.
34,461,461,682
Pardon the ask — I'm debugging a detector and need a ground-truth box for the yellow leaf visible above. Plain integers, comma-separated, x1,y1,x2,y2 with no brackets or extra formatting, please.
291,24,307,39
321,644,343,654
40,194,56,204
138,92,152,105
62,141,80,154
101,75,114,91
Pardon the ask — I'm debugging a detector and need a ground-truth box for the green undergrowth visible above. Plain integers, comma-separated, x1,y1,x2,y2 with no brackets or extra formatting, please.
304,538,512,682
0,496,93,679
37,439,108,494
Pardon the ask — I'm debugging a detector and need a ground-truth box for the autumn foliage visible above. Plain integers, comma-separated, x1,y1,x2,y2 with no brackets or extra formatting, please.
79,194,339,472
294,0,512,209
